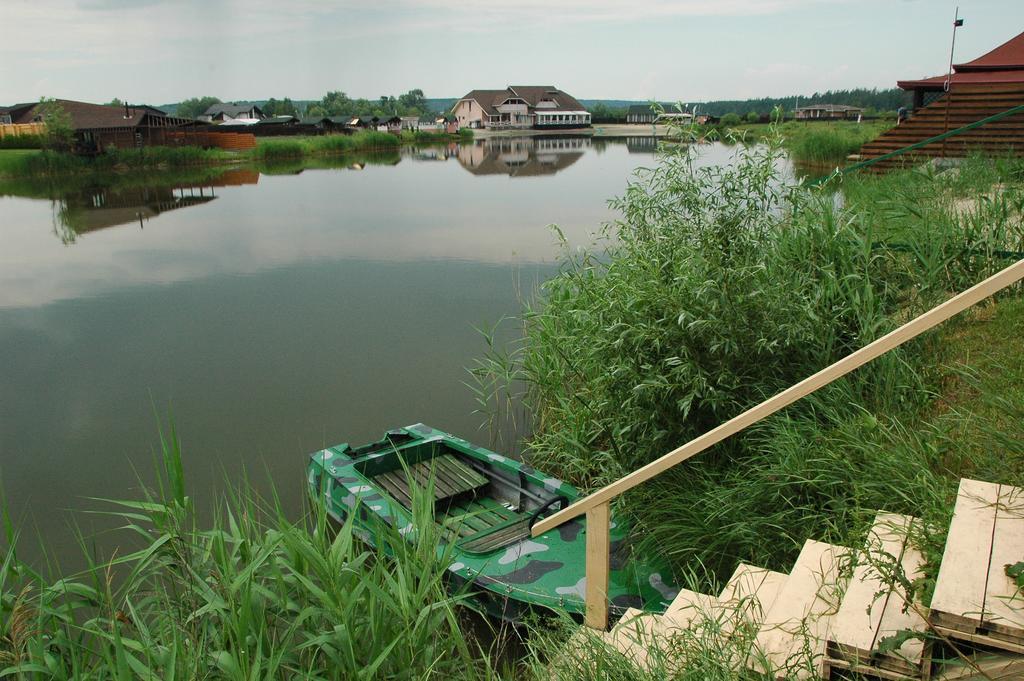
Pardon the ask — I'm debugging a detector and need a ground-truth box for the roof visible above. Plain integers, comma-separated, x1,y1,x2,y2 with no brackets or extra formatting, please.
257,115,298,125
454,86,589,115
6,99,187,130
202,103,264,117
795,104,863,112
899,31,1024,90
627,104,660,115
956,30,1024,72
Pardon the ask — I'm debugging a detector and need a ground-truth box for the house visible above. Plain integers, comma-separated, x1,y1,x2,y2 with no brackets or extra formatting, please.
300,115,351,133
400,115,420,131
256,115,299,126
794,104,864,120
198,103,265,123
626,104,658,124
452,86,591,130
898,30,1024,110
2,98,193,152
855,30,1024,170
376,115,402,134
440,115,459,134
347,115,377,130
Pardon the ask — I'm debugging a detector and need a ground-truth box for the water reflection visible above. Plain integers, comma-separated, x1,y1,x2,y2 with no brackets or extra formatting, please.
51,169,260,243
456,136,591,177
0,136,793,570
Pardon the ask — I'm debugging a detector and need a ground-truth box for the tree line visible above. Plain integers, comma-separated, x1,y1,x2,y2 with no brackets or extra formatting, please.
171,89,436,121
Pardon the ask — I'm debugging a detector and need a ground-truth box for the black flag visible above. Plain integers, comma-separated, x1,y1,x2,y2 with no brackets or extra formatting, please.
954,18,964,27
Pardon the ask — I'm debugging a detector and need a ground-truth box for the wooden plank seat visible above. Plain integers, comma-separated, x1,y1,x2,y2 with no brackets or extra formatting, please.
445,498,531,553
374,454,532,553
372,453,488,508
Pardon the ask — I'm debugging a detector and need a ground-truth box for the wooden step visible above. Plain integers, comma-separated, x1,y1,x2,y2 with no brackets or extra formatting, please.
602,607,670,671
606,566,789,673
825,513,929,680
930,479,1024,653
749,539,849,680
933,652,1024,680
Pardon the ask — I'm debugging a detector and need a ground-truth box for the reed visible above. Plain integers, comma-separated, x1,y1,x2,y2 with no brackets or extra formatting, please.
472,128,1024,586
0,424,504,680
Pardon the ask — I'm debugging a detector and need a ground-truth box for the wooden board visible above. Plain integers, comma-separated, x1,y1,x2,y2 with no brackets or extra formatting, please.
749,539,848,680
828,513,928,677
930,479,1000,632
983,483,1024,642
719,563,789,631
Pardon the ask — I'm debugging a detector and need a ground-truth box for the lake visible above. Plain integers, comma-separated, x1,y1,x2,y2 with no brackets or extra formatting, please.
0,136,777,567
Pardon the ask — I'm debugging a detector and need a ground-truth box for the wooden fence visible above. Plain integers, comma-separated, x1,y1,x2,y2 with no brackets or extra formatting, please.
0,123,45,139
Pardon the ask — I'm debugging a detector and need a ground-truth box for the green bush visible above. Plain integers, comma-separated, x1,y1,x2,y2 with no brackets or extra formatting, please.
720,112,742,126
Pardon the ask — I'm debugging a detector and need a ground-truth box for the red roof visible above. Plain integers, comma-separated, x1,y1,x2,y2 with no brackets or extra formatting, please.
956,30,1024,72
898,31,1024,90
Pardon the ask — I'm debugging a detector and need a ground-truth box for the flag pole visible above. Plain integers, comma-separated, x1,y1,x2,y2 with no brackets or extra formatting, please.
942,7,963,158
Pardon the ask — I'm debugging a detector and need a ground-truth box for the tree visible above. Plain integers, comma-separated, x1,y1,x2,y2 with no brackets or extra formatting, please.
397,89,426,116
721,112,742,127
316,91,354,116
37,98,74,151
264,97,298,117
106,98,123,107
745,111,760,123
177,96,222,120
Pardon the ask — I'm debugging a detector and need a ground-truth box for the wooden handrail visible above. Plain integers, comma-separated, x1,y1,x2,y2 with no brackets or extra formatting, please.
532,258,1024,538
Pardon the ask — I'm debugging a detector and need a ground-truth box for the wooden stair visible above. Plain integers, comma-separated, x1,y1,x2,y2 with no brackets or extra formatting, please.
857,84,1024,173
576,478,1024,680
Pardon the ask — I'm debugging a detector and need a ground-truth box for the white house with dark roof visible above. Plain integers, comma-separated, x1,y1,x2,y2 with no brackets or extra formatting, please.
198,103,266,124
794,104,863,120
452,86,591,130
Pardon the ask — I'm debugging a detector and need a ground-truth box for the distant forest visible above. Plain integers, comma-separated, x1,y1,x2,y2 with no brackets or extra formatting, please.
690,88,911,116
159,87,911,121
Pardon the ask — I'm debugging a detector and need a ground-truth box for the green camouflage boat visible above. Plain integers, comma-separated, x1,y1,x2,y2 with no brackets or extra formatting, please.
306,423,679,622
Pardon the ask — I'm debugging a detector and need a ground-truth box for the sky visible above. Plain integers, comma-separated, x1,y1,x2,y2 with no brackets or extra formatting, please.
1,0,1023,106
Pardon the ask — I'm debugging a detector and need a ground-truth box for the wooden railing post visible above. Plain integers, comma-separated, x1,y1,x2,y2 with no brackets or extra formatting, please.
584,502,611,630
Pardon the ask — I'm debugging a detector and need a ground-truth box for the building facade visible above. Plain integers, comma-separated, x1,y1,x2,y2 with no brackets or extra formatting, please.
452,86,591,130
794,104,864,120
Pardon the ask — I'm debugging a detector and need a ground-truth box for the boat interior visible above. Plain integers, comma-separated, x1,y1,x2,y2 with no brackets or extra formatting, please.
352,438,570,553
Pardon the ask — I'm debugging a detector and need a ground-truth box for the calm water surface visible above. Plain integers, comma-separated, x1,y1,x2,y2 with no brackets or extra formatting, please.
0,137,760,566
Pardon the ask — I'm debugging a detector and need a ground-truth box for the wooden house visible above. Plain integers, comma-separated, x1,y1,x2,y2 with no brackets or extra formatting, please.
858,30,1024,171
3,99,193,153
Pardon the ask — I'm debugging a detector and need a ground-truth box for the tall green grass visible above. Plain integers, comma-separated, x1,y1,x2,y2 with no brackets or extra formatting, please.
780,120,891,163
0,146,232,178
0,425,505,680
473,128,1024,585
253,131,406,161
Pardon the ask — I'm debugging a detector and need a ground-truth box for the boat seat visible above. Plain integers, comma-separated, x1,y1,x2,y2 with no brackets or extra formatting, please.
441,497,532,554
372,453,488,509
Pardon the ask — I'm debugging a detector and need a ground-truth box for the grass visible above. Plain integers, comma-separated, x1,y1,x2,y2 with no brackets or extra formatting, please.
4,123,1023,679
0,424,507,680
471,128,1024,680
472,128,1024,631
717,119,892,164
0,128,467,178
